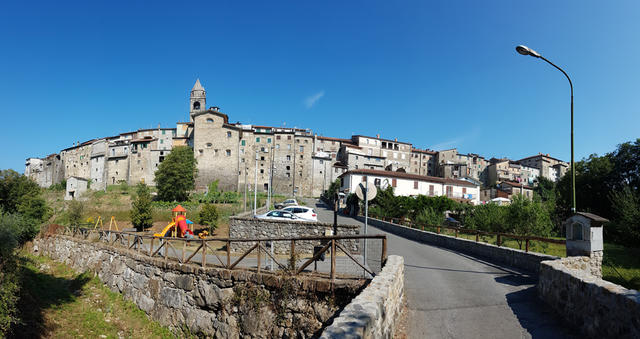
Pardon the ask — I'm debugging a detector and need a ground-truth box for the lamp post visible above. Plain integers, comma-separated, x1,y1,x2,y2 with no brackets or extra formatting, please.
516,45,576,214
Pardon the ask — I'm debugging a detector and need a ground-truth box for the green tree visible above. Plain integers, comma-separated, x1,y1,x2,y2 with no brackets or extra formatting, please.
67,200,84,227
465,203,508,233
154,146,197,202
608,186,640,246
0,170,49,223
130,183,153,231
507,195,552,248
198,203,219,233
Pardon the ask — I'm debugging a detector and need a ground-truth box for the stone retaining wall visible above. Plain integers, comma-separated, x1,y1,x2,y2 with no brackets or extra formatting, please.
358,216,557,273
321,255,404,338
230,217,360,254
33,235,367,338
538,257,640,338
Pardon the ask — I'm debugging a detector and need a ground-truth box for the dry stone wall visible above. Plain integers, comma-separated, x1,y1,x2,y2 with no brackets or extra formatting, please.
538,257,640,338
33,235,367,338
230,217,360,254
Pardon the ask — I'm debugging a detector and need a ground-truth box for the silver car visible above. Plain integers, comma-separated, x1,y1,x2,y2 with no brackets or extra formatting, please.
255,210,300,221
274,199,298,210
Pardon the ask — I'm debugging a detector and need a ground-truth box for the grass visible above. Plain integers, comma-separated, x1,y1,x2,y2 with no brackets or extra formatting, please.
410,224,640,290
602,243,640,291
12,252,174,338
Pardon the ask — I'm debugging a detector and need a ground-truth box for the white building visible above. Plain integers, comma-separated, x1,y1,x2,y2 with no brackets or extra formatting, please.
339,169,480,205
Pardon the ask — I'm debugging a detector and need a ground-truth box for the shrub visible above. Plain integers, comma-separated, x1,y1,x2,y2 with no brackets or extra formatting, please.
415,207,444,226
131,183,153,231
67,200,84,227
198,203,219,233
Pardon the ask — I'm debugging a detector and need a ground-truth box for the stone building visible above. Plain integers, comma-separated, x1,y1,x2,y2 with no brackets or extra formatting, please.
517,153,568,182
410,148,437,177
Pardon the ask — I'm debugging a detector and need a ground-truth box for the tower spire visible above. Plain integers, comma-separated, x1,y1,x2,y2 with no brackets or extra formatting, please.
189,79,206,122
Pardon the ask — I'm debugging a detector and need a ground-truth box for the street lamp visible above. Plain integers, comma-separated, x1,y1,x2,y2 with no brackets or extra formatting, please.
516,45,576,214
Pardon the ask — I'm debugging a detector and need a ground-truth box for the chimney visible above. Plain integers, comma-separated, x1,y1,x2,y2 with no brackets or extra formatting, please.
376,134,380,138
395,138,398,142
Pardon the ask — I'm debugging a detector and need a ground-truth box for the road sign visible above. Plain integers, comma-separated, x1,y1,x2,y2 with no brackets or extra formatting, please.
356,182,377,201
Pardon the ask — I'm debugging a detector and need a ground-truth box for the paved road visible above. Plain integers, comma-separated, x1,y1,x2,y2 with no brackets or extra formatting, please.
307,199,575,339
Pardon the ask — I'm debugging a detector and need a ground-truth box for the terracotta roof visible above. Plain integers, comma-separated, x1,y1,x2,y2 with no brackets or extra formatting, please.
411,148,437,155
502,181,532,189
517,153,566,164
317,136,353,143
339,169,478,187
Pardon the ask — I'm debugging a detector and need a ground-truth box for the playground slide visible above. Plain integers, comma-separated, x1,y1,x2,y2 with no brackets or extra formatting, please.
154,222,175,237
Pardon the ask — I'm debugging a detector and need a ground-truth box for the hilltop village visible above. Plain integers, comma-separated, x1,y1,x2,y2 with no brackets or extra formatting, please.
25,79,568,204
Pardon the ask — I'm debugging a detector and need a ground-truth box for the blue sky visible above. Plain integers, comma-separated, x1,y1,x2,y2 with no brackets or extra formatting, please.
1,1,639,172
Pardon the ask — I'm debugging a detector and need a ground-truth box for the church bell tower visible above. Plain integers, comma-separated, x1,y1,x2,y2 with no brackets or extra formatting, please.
190,79,206,122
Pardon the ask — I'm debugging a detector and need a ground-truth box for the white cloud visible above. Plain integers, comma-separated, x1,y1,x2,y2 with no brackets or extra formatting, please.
304,90,325,109
430,138,463,151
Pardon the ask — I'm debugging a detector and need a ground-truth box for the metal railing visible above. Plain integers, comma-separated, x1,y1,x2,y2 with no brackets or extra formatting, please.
60,226,387,282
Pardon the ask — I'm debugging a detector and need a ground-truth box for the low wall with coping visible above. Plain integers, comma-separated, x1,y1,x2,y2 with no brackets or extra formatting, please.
538,257,640,338
357,216,558,274
230,217,360,254
33,234,367,338
321,255,405,338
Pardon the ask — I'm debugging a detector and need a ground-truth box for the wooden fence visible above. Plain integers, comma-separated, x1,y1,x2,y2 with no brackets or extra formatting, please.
61,227,387,281
376,216,565,253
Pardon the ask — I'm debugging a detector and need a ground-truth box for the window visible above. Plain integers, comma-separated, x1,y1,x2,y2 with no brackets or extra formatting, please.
374,178,381,186
160,139,163,144
392,179,397,187
206,118,213,123
299,146,304,152
260,147,265,152
267,138,272,144
260,169,264,174
193,101,201,110
276,144,280,149
286,155,291,161
227,132,232,138
226,150,231,156
319,160,323,164
240,149,244,155
261,156,265,161
414,181,418,189
276,135,281,140
300,155,303,159
206,143,212,148
241,140,246,146
286,166,290,170
199,149,203,154
362,176,366,182
287,144,291,150
256,137,260,143
462,187,467,194
287,136,292,140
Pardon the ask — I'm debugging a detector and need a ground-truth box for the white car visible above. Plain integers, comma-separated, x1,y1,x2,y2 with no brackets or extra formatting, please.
255,210,300,221
282,206,318,222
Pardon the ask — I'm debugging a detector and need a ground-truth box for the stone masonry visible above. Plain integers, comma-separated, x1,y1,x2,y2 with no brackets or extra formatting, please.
229,217,360,255
34,235,367,338
538,257,640,338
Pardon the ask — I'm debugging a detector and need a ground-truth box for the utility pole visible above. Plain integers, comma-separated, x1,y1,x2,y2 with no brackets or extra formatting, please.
254,150,258,216
364,176,369,271
244,167,247,212
292,137,296,197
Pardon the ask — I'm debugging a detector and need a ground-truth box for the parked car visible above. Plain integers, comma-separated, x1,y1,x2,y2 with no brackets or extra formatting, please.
255,210,299,221
274,199,298,209
444,217,461,227
282,206,318,222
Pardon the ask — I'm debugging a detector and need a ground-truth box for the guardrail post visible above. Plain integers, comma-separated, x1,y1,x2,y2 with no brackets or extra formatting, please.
201,239,207,268
164,240,169,262
475,233,479,242
381,237,387,267
182,240,186,263
149,238,155,256
226,240,231,268
525,239,530,252
437,227,440,234
290,240,296,273
455,229,458,238
497,234,502,247
330,239,336,285
257,241,261,274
